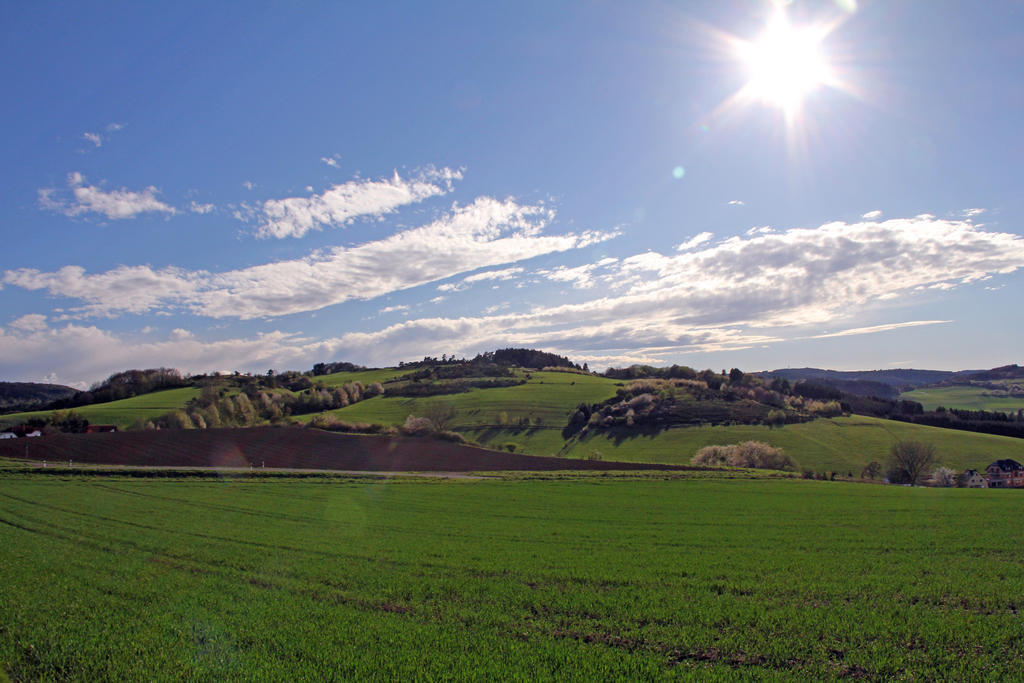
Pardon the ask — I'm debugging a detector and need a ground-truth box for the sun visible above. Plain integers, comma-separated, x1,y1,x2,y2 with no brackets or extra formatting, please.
735,10,835,115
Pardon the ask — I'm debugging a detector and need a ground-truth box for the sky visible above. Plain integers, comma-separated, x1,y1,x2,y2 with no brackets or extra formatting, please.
2,0,1023,387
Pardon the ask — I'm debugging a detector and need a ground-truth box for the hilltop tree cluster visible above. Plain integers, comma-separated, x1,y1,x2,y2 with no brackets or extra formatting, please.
564,372,843,438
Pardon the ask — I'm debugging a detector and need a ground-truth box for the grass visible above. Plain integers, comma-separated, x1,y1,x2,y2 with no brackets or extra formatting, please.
465,415,1024,473
1,473,1023,679
304,370,621,429
314,368,410,387
0,387,201,429
901,385,1024,412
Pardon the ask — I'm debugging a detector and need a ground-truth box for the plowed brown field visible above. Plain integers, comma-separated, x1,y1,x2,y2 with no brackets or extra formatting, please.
0,427,693,472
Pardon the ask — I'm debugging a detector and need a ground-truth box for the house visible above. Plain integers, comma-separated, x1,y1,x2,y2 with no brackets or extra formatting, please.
0,432,15,439
962,469,987,488
85,424,118,434
985,459,1024,488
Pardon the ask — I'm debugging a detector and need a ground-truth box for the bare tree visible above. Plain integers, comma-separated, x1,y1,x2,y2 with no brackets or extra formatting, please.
886,440,938,485
424,402,457,431
860,461,882,480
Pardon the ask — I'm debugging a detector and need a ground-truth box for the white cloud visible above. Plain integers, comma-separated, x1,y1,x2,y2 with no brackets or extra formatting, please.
861,210,883,219
9,314,47,331
254,167,463,239
676,232,714,251
728,199,745,206
0,324,332,387
805,320,952,340
243,181,256,190
38,172,176,220
321,154,341,168
379,304,409,314
540,258,618,289
440,266,526,292
189,201,215,214
963,208,985,218
82,132,103,147
304,215,1024,366
7,196,616,320
169,328,193,340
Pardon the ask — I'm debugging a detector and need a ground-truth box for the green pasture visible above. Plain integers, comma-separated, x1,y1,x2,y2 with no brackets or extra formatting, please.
2,474,1023,679
310,371,620,428
465,415,1024,473
900,385,1024,412
314,367,409,387
0,387,200,429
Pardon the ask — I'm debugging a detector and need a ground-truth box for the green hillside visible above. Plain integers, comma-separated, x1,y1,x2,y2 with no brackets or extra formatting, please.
308,370,621,429
315,367,409,387
0,387,200,429
900,385,1024,412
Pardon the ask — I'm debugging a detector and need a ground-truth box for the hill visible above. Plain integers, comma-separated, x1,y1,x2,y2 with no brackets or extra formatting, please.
0,381,79,410
761,367,969,390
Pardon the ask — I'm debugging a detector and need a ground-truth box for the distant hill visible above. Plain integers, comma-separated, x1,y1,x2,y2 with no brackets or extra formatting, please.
962,364,1024,381
759,368,976,392
0,382,79,411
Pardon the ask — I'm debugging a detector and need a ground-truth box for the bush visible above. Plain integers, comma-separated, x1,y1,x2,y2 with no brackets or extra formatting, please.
692,441,797,471
401,415,435,436
930,466,957,488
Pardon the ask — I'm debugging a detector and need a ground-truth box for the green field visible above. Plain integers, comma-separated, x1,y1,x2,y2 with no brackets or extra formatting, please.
0,387,200,429
315,367,410,387
2,473,1023,679
901,385,1024,412
311,370,621,429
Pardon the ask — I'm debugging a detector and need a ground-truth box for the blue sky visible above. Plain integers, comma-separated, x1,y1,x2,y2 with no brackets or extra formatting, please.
2,0,1023,386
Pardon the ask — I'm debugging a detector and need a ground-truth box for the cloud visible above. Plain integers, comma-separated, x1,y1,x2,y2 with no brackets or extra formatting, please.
321,154,341,168
9,314,47,331
80,124,122,149
540,258,618,289
0,324,332,387
805,320,952,340
253,167,463,239
728,199,744,206
303,215,1024,366
38,172,176,220
242,181,256,190
438,266,525,292
861,210,883,219
676,232,714,251
189,201,215,214
7,196,616,320
379,304,409,314
963,208,985,218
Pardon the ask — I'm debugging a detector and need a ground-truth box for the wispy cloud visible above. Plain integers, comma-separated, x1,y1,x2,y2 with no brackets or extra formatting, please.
676,232,714,251
189,201,215,214
438,266,525,292
9,314,47,332
321,154,341,168
963,208,985,218
861,210,882,219
253,167,462,239
7,197,615,320
728,199,744,206
38,172,176,220
80,123,123,149
805,320,952,340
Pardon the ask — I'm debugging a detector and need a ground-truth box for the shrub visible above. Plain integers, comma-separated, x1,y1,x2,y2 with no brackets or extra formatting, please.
401,415,435,436
691,441,797,471
930,466,957,488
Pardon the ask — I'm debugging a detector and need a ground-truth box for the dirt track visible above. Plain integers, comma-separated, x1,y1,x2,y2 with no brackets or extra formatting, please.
0,427,693,472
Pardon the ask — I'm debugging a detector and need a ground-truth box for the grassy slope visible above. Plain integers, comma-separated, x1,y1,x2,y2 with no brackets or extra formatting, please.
901,385,1024,412
2,475,1023,679
315,368,409,387
307,371,620,429
0,387,201,429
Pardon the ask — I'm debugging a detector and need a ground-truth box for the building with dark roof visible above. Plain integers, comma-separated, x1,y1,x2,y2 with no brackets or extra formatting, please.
986,459,1024,488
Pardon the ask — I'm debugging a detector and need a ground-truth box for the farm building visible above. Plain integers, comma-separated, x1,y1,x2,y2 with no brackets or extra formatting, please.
962,469,987,488
985,459,1024,488
0,432,15,439
85,424,118,433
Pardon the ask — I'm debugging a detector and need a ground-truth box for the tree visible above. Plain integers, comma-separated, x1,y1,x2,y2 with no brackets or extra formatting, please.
729,368,744,385
930,466,957,487
861,461,882,480
423,401,456,431
885,440,937,485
